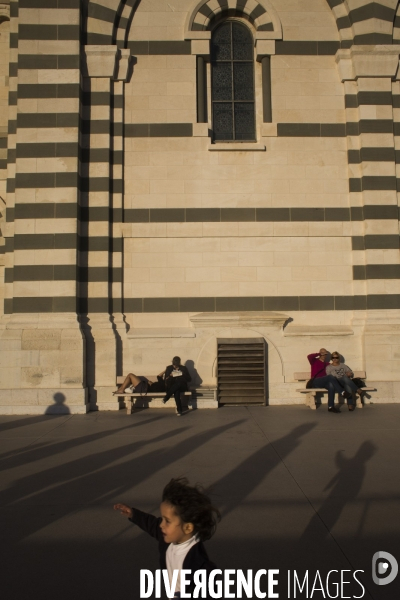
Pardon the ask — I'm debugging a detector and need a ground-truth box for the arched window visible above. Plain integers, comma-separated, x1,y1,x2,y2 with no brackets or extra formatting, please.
211,21,255,142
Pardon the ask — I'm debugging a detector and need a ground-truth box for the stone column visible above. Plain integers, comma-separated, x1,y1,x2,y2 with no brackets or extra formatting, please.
80,46,130,410
336,46,400,398
0,0,87,414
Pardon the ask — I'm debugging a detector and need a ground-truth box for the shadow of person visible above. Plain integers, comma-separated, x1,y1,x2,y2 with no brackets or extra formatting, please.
212,422,317,517
45,393,71,415
185,359,203,387
300,440,377,544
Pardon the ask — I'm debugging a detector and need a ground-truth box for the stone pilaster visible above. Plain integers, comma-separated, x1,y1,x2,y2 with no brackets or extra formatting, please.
336,46,400,388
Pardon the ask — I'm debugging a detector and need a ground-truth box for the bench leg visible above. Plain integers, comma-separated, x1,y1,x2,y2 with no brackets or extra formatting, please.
356,397,363,408
125,396,132,415
306,392,316,409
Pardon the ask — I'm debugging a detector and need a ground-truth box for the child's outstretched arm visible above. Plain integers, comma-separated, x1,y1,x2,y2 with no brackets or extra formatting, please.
113,503,163,542
114,503,133,518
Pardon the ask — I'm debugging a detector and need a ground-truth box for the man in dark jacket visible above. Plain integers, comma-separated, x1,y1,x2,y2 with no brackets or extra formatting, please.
162,356,191,416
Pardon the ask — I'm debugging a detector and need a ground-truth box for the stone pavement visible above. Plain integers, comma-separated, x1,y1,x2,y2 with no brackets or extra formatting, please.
1,404,399,600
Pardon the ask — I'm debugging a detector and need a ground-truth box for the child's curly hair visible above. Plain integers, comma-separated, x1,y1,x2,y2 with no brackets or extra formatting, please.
162,477,221,542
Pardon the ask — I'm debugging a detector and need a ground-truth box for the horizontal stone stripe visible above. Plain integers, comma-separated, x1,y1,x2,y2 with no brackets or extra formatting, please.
9,265,76,282
12,234,121,253
349,3,396,24
347,120,393,135
8,265,122,283
123,206,397,223
352,235,399,250
80,237,123,252
126,41,191,55
10,2,18,17
79,207,110,221
10,33,18,49
14,203,78,219
111,122,123,137
16,142,79,158
17,83,80,98
81,148,122,163
13,204,123,222
6,208,15,223
0,159,7,170
15,172,78,188
18,55,80,69
276,123,345,137
119,295,400,313
18,25,80,41
86,33,113,46
349,176,397,192
17,113,79,128
348,148,395,163
353,265,400,280
8,120,17,134
81,92,123,107
0,138,7,149
0,246,5,255
80,120,110,135
364,205,399,219
5,238,14,252
353,33,392,45
7,148,16,163
5,294,400,314
7,179,16,194
79,177,111,193
4,299,12,314
88,1,116,24
14,233,78,250
125,123,193,137
78,267,122,282
10,296,77,313
19,0,80,7
9,63,18,77
7,205,397,224
275,41,340,55
9,91,17,106
345,92,393,107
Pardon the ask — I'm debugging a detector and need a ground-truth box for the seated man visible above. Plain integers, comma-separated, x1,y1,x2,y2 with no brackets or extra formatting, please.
307,348,350,413
326,352,365,411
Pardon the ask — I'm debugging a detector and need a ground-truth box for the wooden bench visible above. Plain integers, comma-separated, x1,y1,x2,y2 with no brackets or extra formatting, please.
295,371,376,410
114,376,193,414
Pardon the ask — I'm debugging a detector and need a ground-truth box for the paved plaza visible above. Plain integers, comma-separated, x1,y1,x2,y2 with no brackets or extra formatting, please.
1,404,399,600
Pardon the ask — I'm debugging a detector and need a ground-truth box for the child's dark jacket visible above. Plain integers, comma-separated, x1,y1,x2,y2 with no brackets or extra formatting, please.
129,508,216,597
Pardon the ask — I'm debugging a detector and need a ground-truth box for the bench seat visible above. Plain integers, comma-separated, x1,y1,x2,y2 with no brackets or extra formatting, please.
115,376,217,413
294,371,376,410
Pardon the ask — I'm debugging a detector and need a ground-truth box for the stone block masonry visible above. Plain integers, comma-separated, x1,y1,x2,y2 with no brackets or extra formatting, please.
0,0,399,413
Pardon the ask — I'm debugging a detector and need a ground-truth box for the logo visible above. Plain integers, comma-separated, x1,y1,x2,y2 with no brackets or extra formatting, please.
372,552,398,586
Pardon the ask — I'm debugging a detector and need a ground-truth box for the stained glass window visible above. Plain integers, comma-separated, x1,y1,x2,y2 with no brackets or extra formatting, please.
211,21,255,142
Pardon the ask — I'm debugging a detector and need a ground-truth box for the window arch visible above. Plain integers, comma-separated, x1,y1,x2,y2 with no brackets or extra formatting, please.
211,21,256,142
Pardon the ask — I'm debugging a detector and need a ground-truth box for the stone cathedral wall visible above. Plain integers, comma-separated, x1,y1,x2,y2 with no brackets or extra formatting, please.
0,0,399,413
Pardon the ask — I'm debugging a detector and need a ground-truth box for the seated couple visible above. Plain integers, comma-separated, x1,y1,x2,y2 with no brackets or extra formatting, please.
308,348,365,413
114,356,191,416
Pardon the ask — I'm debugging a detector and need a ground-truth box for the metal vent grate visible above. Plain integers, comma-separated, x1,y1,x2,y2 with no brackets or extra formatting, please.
217,338,266,404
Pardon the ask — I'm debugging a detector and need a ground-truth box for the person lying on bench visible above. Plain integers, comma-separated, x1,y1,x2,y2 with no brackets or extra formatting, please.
113,369,168,395
113,373,151,395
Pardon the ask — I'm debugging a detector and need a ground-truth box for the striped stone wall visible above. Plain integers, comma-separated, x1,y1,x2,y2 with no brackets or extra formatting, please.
0,0,400,413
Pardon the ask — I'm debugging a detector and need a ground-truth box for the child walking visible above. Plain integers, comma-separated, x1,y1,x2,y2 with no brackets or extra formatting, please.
114,477,220,598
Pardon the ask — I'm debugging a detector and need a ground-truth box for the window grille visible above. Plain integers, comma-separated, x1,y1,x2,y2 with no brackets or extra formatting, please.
211,21,256,142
